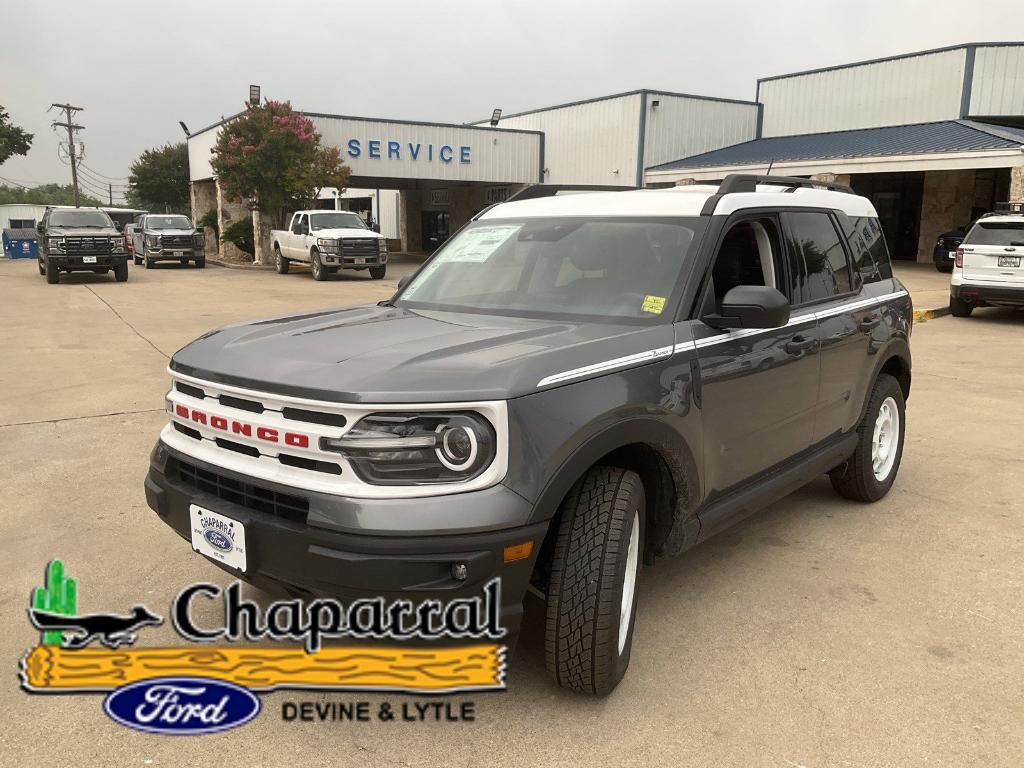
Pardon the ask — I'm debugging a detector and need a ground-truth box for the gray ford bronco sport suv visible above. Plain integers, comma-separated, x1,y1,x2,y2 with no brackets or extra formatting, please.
145,175,912,695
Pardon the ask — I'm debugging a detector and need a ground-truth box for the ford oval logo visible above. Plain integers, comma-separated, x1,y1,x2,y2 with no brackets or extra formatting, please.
103,676,260,735
203,530,232,552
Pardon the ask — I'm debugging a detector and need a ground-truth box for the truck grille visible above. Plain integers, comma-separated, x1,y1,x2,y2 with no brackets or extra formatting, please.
65,237,114,254
939,237,963,250
161,235,194,249
176,458,309,523
341,239,380,257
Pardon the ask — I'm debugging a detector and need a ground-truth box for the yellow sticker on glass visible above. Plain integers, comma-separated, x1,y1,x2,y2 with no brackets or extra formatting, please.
642,295,666,315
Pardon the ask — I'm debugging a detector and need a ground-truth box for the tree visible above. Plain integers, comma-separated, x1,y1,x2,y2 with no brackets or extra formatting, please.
127,142,189,213
0,183,102,207
0,106,33,165
210,101,350,226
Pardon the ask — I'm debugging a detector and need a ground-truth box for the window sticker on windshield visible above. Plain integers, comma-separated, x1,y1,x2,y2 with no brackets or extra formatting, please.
442,226,520,262
642,295,666,315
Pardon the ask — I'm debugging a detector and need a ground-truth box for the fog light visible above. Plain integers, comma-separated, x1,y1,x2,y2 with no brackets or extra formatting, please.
451,562,468,581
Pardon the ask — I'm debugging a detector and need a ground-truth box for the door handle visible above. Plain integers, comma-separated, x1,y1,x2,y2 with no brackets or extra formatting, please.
859,315,882,331
784,335,815,354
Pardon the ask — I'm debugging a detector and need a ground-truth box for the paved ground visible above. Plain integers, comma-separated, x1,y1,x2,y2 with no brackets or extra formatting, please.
892,261,953,315
1,257,1022,767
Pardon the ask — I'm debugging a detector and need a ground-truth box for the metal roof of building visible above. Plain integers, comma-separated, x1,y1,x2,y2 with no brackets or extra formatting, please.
648,120,1024,172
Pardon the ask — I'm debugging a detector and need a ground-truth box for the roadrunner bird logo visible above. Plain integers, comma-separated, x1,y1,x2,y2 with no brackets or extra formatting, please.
29,605,163,649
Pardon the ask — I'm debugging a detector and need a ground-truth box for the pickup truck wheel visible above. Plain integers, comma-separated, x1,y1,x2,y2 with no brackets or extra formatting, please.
949,296,973,317
179,258,188,266
133,255,142,265
145,255,154,269
37,259,45,275
369,265,387,279
114,261,128,282
45,259,59,284
545,466,645,696
275,247,289,274
195,257,206,268
311,250,327,281
829,373,905,502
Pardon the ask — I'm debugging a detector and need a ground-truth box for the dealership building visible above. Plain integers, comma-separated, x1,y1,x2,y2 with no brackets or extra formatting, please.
188,41,1024,263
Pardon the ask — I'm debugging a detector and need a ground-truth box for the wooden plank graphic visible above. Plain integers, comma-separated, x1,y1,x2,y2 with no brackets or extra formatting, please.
22,644,505,693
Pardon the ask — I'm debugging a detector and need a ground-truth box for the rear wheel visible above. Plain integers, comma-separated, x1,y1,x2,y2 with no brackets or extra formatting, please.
949,295,973,317
275,246,289,274
830,373,905,502
545,466,644,695
45,259,59,284
369,265,387,279
311,249,327,281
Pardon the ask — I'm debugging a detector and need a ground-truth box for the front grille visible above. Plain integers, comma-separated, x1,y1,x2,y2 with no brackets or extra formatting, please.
341,238,380,257
176,381,206,400
65,237,113,254
161,235,194,249
940,237,963,250
177,459,309,523
220,394,264,413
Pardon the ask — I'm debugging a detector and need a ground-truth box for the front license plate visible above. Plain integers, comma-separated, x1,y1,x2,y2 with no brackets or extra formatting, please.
190,504,247,571
82,256,97,264
354,257,366,265
173,250,184,258
997,256,1020,267
947,251,956,259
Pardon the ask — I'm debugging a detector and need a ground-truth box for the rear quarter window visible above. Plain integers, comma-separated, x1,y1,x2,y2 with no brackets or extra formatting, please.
840,214,892,285
784,211,852,303
964,221,1024,246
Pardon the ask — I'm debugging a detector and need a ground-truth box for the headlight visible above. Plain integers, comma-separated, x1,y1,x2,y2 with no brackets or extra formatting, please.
378,238,388,253
47,237,64,251
316,238,339,252
321,412,497,485
147,234,161,248
193,234,205,249
937,239,945,247
111,237,125,253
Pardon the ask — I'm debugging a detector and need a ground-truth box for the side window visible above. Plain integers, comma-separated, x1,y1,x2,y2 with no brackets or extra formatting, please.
299,214,308,230
838,214,892,285
709,218,784,307
785,211,852,303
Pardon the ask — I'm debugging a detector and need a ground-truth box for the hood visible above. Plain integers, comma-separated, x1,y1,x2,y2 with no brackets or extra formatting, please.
48,226,120,237
147,228,197,236
169,304,672,403
311,227,383,239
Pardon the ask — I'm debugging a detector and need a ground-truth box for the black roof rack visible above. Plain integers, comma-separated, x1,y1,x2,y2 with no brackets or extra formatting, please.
505,184,629,202
700,173,855,215
990,201,1024,215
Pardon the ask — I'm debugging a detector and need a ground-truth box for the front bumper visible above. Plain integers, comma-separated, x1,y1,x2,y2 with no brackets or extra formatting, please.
322,253,387,268
951,282,1024,306
149,248,202,260
49,254,126,268
932,247,957,265
144,440,545,637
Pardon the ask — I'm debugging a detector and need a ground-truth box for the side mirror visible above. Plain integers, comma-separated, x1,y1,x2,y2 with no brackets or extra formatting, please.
115,222,124,232
703,285,790,330
36,223,45,234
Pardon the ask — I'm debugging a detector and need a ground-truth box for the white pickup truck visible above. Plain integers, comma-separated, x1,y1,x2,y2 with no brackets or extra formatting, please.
271,210,388,280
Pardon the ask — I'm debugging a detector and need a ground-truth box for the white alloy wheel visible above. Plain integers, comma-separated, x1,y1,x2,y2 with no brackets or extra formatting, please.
618,510,640,655
871,396,900,481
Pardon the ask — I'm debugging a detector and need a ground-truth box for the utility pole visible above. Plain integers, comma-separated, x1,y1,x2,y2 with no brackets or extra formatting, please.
50,103,84,207
108,184,113,206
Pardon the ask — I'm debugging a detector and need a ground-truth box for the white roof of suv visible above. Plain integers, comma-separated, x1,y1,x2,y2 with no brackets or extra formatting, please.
480,183,878,221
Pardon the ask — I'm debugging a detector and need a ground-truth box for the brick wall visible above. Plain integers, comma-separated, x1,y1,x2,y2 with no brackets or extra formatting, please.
916,169,975,263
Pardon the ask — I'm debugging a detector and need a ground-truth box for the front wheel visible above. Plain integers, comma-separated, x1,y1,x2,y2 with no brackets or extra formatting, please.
275,247,289,274
195,257,206,268
545,466,644,695
114,261,128,282
311,249,327,281
133,255,142,265
949,295,973,317
829,373,905,502
37,259,45,275
45,259,59,284
145,255,154,269
369,265,387,279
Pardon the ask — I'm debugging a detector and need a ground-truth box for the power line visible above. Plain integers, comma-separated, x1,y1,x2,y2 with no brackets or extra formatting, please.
77,164,129,189
78,161,129,182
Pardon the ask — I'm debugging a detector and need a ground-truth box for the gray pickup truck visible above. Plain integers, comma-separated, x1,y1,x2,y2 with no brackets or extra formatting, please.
37,206,128,284
131,213,206,269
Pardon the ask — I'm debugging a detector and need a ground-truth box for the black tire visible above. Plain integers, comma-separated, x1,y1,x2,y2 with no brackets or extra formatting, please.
133,255,142,265
949,295,973,317
275,247,289,274
545,466,645,696
179,258,188,266
45,259,59,284
145,255,154,269
311,249,327,281
369,265,387,279
829,373,905,502
37,259,45,275
114,261,128,282
938,264,954,274
195,257,206,268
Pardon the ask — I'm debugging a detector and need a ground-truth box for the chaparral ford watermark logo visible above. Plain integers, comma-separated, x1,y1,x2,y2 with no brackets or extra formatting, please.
21,560,506,735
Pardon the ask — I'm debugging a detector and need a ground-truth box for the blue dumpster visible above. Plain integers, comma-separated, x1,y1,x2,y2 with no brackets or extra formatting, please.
2,228,38,259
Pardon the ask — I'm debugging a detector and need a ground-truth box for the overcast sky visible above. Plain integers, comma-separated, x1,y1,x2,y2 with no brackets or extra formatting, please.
2,0,1021,200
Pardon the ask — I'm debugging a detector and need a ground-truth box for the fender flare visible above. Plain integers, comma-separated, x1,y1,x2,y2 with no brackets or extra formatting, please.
858,337,912,423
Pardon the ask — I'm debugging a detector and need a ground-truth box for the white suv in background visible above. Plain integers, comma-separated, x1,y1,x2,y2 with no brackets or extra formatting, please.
950,205,1024,317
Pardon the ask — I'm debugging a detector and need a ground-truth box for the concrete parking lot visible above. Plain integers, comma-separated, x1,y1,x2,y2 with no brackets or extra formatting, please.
1,257,1022,767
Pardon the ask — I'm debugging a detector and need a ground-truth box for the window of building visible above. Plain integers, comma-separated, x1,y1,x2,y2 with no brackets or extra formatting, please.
8,218,36,229
785,212,852,303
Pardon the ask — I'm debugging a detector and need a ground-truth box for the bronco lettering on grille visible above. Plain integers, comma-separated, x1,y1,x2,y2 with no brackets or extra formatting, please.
174,405,310,448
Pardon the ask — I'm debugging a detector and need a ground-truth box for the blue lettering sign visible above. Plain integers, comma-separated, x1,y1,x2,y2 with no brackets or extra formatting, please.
344,138,473,164
408,143,421,160
439,145,453,163
368,140,381,159
387,141,400,159
460,146,471,164
347,138,361,158
428,144,434,162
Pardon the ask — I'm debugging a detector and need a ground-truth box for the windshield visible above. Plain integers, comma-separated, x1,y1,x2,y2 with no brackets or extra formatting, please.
309,212,367,231
48,210,113,228
396,217,704,322
147,215,193,230
965,221,1024,247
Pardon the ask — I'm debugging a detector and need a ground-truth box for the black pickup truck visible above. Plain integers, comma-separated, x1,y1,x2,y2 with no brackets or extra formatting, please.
37,207,128,284
145,175,913,695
